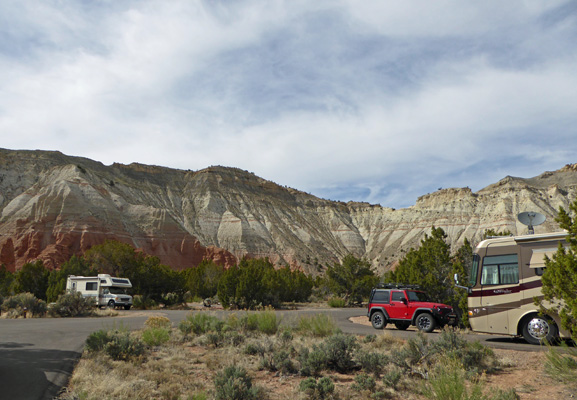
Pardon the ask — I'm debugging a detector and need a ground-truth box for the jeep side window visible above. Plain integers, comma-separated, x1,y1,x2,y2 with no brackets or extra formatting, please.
391,291,406,302
372,290,390,303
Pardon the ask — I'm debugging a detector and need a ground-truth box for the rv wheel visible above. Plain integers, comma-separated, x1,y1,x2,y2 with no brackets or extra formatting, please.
107,300,115,309
522,315,558,345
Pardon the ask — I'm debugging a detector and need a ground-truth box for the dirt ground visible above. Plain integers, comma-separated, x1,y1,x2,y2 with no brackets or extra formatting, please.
350,316,576,399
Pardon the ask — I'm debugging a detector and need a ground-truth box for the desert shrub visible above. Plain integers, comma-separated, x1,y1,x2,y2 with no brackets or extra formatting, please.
277,328,293,345
178,313,224,337
299,333,359,375
356,350,387,378
432,329,498,375
299,376,335,400
48,291,95,317
85,329,145,361
299,346,328,377
363,334,376,343
382,366,403,390
132,295,157,310
214,365,260,400
104,331,145,361
204,332,223,347
142,327,171,347
85,329,112,353
144,315,172,329
296,314,340,337
322,333,359,373
260,349,297,375
327,297,346,308
544,341,577,384
352,373,376,393
1,292,47,317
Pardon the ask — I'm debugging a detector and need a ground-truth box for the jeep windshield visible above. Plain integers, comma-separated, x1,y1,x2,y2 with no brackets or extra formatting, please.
407,291,431,302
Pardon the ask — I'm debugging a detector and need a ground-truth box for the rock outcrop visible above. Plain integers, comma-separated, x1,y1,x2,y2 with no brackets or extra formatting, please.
0,148,575,274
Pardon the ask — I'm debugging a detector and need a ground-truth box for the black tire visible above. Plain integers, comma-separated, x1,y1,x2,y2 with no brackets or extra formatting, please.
124,305,131,310
107,300,115,309
416,313,436,333
394,321,411,331
371,311,387,330
522,314,558,345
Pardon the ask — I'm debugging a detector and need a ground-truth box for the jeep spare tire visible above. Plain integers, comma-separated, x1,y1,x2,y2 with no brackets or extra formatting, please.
371,311,387,329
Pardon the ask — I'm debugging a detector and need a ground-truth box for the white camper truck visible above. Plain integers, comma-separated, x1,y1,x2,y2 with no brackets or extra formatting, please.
458,232,570,344
66,274,133,310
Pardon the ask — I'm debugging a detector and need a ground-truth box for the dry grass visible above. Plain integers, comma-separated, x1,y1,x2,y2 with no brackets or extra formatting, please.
58,315,576,400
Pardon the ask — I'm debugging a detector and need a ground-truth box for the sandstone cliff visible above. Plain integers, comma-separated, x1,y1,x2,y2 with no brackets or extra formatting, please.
0,148,574,273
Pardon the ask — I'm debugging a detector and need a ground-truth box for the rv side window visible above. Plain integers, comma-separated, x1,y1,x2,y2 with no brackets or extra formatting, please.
469,254,480,286
86,282,98,291
481,254,518,285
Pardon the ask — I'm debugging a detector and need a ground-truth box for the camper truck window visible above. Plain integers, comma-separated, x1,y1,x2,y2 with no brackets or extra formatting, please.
86,283,98,291
481,254,518,285
109,287,128,295
469,254,480,286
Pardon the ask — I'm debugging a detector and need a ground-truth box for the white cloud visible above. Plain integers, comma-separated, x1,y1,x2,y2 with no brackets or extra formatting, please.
0,0,576,208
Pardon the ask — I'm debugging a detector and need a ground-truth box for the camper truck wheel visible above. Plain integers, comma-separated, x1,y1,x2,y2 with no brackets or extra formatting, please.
522,314,558,345
124,305,131,310
107,300,115,309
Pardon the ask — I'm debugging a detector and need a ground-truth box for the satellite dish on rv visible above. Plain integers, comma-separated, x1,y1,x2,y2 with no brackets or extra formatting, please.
517,211,546,235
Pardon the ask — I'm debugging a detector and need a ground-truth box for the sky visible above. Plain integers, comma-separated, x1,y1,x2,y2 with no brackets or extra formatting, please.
1,1,577,209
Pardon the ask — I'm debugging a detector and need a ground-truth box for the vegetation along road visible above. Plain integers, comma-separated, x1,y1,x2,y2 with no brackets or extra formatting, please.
0,307,546,400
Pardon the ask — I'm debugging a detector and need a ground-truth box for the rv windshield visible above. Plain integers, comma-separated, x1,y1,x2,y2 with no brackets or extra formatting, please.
109,287,128,295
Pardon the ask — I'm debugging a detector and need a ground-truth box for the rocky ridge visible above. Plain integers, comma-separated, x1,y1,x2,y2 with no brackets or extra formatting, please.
0,148,574,274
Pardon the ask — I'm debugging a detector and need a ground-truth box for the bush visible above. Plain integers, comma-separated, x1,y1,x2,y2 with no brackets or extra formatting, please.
239,311,280,335
132,295,157,310
142,327,171,347
1,293,47,317
299,333,359,375
178,313,224,336
85,330,112,353
352,373,376,393
296,314,340,337
48,291,95,317
144,315,172,329
85,329,145,361
356,350,387,378
299,376,335,400
544,342,577,384
327,297,346,308
214,365,260,400
104,331,145,361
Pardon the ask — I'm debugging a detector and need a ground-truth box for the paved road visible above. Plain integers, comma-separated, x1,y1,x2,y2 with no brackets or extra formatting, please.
0,308,541,400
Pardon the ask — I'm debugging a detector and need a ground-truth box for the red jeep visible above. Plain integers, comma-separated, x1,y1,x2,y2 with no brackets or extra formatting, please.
367,284,458,332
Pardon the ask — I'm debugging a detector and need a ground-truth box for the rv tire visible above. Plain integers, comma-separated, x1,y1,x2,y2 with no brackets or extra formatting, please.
522,314,558,345
124,305,131,310
107,300,115,309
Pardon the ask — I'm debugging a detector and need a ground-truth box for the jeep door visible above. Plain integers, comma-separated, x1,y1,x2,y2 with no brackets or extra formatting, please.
388,290,410,319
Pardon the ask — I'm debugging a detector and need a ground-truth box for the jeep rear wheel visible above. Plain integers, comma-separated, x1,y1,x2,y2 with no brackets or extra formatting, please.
371,311,387,329
394,321,411,331
416,313,436,333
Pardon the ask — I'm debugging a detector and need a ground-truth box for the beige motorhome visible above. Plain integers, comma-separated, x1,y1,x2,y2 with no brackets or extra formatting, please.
462,232,570,344
66,274,133,310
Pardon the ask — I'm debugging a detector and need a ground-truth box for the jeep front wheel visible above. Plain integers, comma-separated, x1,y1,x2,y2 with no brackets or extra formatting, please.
371,311,387,330
416,313,436,333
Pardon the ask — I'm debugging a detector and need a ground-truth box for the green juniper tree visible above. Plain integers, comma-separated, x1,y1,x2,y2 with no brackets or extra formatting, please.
539,200,577,340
